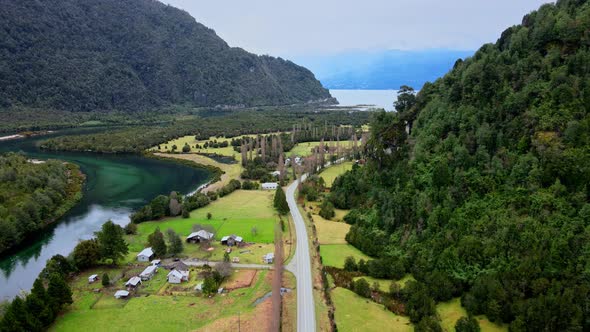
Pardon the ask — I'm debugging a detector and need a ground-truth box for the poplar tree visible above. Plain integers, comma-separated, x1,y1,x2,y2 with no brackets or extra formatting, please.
273,186,289,215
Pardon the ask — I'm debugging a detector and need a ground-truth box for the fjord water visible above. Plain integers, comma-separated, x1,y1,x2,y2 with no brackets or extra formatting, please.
0,131,211,299
329,89,397,111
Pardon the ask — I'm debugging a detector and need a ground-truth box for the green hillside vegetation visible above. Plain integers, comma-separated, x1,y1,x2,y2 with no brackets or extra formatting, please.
0,153,84,255
329,0,590,330
0,0,331,114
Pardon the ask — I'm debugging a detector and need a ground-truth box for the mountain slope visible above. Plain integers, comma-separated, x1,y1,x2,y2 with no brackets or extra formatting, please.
330,0,590,330
0,0,331,112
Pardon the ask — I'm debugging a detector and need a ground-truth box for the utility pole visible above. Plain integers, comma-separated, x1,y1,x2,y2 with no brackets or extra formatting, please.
238,311,241,332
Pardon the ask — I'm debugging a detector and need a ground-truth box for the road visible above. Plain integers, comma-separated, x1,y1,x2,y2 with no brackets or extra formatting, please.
182,260,272,270
285,174,316,332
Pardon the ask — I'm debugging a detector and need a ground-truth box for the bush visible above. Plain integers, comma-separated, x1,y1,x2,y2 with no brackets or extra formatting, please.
353,278,371,298
319,200,335,220
455,316,480,332
101,273,110,287
343,256,358,272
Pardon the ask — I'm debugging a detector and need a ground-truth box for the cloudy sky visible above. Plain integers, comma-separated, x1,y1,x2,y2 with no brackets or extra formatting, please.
162,0,550,57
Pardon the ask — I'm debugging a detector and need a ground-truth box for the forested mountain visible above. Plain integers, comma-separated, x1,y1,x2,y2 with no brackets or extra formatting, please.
0,0,332,112
331,0,590,330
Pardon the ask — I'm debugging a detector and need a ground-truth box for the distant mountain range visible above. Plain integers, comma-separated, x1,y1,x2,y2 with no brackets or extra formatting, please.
292,49,474,90
0,0,331,112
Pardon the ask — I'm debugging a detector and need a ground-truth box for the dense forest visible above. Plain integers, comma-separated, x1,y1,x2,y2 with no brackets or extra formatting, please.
330,0,590,330
0,153,84,255
40,108,370,153
0,0,332,114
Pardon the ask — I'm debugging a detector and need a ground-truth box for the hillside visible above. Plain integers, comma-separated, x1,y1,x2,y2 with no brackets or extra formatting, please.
330,0,590,330
0,0,332,112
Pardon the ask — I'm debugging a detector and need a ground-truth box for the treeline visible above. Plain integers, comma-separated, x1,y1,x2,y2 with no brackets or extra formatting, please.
0,153,84,256
329,0,590,330
131,180,243,224
0,220,129,331
40,107,370,154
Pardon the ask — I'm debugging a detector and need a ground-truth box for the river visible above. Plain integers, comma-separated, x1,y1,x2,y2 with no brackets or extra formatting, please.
0,129,211,300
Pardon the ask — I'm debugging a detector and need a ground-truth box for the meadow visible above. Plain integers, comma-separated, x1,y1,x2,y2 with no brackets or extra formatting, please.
332,287,412,332
437,298,507,332
319,161,353,188
319,244,371,269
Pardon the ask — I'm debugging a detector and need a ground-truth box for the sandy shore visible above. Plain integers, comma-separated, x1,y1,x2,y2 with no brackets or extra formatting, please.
0,134,24,141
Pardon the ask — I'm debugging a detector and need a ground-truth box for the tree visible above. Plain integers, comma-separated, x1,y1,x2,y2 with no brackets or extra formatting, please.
215,261,233,279
223,251,230,263
29,278,53,326
47,273,72,309
167,229,183,256
95,220,128,264
102,273,110,287
182,143,190,153
354,278,371,298
41,254,74,279
124,222,137,234
344,256,358,272
405,281,437,323
273,186,289,215
455,316,481,332
0,297,33,332
72,239,101,269
414,316,442,332
202,276,217,295
148,227,167,257
206,212,212,220
319,200,335,219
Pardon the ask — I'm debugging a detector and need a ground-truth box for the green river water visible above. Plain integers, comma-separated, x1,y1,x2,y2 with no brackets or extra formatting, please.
0,129,211,300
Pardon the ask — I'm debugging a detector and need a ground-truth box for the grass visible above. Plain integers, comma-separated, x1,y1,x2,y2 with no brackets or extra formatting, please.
352,274,416,293
129,190,277,250
52,269,272,332
332,287,412,332
319,244,371,268
437,298,508,332
319,162,354,188
313,216,350,245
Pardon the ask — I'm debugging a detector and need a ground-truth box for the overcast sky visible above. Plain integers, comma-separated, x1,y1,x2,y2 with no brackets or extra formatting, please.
162,0,550,57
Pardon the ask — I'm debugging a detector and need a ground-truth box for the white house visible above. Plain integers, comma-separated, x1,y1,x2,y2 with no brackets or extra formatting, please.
186,230,215,243
137,247,154,262
139,265,158,280
270,170,281,178
151,259,161,266
114,290,129,299
125,276,142,288
263,253,274,264
88,274,99,283
261,182,278,190
167,269,189,284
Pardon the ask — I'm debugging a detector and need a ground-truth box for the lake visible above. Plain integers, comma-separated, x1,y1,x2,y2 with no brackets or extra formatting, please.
329,89,398,111
0,130,211,300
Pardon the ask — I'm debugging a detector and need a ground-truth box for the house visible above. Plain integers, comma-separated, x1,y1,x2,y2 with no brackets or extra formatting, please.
294,156,302,165
263,253,274,264
125,276,142,289
270,170,281,178
139,265,158,280
88,274,99,283
221,235,243,246
167,269,189,284
186,230,215,243
261,182,278,190
114,290,129,299
137,247,154,262
151,259,161,266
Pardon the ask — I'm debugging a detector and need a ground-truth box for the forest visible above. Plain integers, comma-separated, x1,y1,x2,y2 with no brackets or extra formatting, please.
329,0,590,330
0,153,84,255
0,0,331,115
39,107,371,154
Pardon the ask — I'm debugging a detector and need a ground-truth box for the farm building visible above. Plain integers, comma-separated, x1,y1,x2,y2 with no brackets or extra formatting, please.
261,182,278,190
221,234,243,246
167,261,189,272
186,230,215,243
139,265,158,280
114,290,129,299
137,247,154,262
263,253,274,264
167,269,189,284
88,274,99,283
151,259,161,266
125,276,142,289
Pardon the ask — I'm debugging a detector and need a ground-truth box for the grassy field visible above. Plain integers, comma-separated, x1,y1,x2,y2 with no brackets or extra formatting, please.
437,298,507,332
332,287,413,332
352,274,415,292
320,244,371,268
319,162,353,188
51,268,272,332
313,216,350,245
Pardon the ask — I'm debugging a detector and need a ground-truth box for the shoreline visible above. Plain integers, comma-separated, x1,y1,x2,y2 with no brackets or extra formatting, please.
0,130,54,142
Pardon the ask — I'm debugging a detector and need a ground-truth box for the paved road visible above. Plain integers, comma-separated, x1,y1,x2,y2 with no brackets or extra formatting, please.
285,175,316,332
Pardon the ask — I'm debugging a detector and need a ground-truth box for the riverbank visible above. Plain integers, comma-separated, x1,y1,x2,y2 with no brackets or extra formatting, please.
0,130,54,141
0,160,85,257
